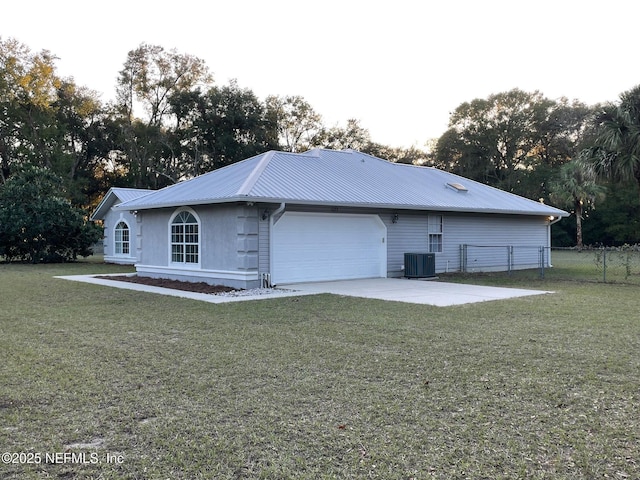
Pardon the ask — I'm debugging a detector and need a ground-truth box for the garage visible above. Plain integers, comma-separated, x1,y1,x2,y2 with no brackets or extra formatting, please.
271,212,387,284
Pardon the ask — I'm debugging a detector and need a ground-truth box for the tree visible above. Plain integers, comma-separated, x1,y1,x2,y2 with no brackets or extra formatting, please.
265,95,323,152
0,165,101,262
116,43,212,127
589,84,640,200
582,182,640,246
435,89,591,201
53,80,103,176
114,43,213,187
0,37,112,206
0,37,61,180
321,119,372,151
549,159,605,248
362,143,432,165
170,81,278,175
435,89,543,190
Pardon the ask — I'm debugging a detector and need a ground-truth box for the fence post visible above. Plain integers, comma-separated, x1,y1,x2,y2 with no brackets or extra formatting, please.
539,246,545,279
603,247,606,283
464,244,468,273
507,246,513,275
460,244,468,273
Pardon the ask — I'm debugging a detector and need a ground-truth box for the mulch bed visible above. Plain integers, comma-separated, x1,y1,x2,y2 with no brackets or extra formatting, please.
96,275,238,294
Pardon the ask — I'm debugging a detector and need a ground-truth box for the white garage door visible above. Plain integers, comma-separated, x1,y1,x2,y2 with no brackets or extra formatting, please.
271,212,387,284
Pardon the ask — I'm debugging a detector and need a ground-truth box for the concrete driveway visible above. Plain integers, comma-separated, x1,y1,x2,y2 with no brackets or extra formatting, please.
280,278,552,306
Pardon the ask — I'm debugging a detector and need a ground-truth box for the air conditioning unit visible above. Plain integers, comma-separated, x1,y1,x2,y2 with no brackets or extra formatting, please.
404,253,436,278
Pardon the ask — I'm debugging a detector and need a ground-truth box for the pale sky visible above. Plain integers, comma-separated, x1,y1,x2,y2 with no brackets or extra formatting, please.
2,0,638,149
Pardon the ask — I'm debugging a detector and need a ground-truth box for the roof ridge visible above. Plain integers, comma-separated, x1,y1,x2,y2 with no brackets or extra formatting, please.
237,151,276,196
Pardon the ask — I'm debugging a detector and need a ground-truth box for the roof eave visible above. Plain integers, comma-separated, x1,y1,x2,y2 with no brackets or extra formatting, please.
90,190,118,221
238,197,570,217
115,196,569,218
114,196,252,211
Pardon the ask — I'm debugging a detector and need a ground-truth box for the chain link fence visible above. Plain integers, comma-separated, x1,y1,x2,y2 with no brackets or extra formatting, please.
459,244,640,285
547,247,640,284
460,244,546,275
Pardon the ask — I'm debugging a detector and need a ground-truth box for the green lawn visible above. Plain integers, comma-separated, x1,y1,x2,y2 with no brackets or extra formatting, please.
548,249,640,285
1,259,639,479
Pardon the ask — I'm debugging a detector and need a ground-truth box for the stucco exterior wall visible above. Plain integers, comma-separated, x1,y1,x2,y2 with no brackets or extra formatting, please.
135,204,260,289
102,207,139,265
136,208,169,266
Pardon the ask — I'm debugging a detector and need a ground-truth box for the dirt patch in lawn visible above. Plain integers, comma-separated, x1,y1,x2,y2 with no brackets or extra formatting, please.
96,275,238,294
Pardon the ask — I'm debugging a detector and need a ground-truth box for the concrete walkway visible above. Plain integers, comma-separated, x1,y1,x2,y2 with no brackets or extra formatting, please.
57,275,552,307
55,274,309,304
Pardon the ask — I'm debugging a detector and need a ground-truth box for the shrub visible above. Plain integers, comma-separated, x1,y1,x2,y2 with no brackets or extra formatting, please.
0,165,102,263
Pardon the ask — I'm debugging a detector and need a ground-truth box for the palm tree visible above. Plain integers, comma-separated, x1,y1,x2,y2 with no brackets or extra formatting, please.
550,159,606,249
590,85,640,195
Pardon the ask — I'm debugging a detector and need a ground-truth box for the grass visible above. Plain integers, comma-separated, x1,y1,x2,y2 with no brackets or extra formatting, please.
445,249,640,286
552,249,640,284
1,258,639,479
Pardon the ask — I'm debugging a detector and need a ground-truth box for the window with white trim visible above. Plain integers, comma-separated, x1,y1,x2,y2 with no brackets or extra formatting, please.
428,215,443,253
171,211,199,264
114,221,130,255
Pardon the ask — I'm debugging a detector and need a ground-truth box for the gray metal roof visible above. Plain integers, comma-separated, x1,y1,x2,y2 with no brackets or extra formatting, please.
91,187,154,220
115,149,569,217
112,187,154,202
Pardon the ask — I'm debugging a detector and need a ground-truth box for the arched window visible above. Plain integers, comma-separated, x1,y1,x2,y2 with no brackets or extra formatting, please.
171,210,199,264
114,221,130,255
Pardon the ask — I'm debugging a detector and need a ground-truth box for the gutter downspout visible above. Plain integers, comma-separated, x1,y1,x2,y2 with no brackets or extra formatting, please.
547,215,563,268
265,203,286,287
271,202,286,221
548,216,563,226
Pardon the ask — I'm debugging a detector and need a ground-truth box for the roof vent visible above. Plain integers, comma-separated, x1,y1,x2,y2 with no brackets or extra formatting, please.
446,182,468,192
